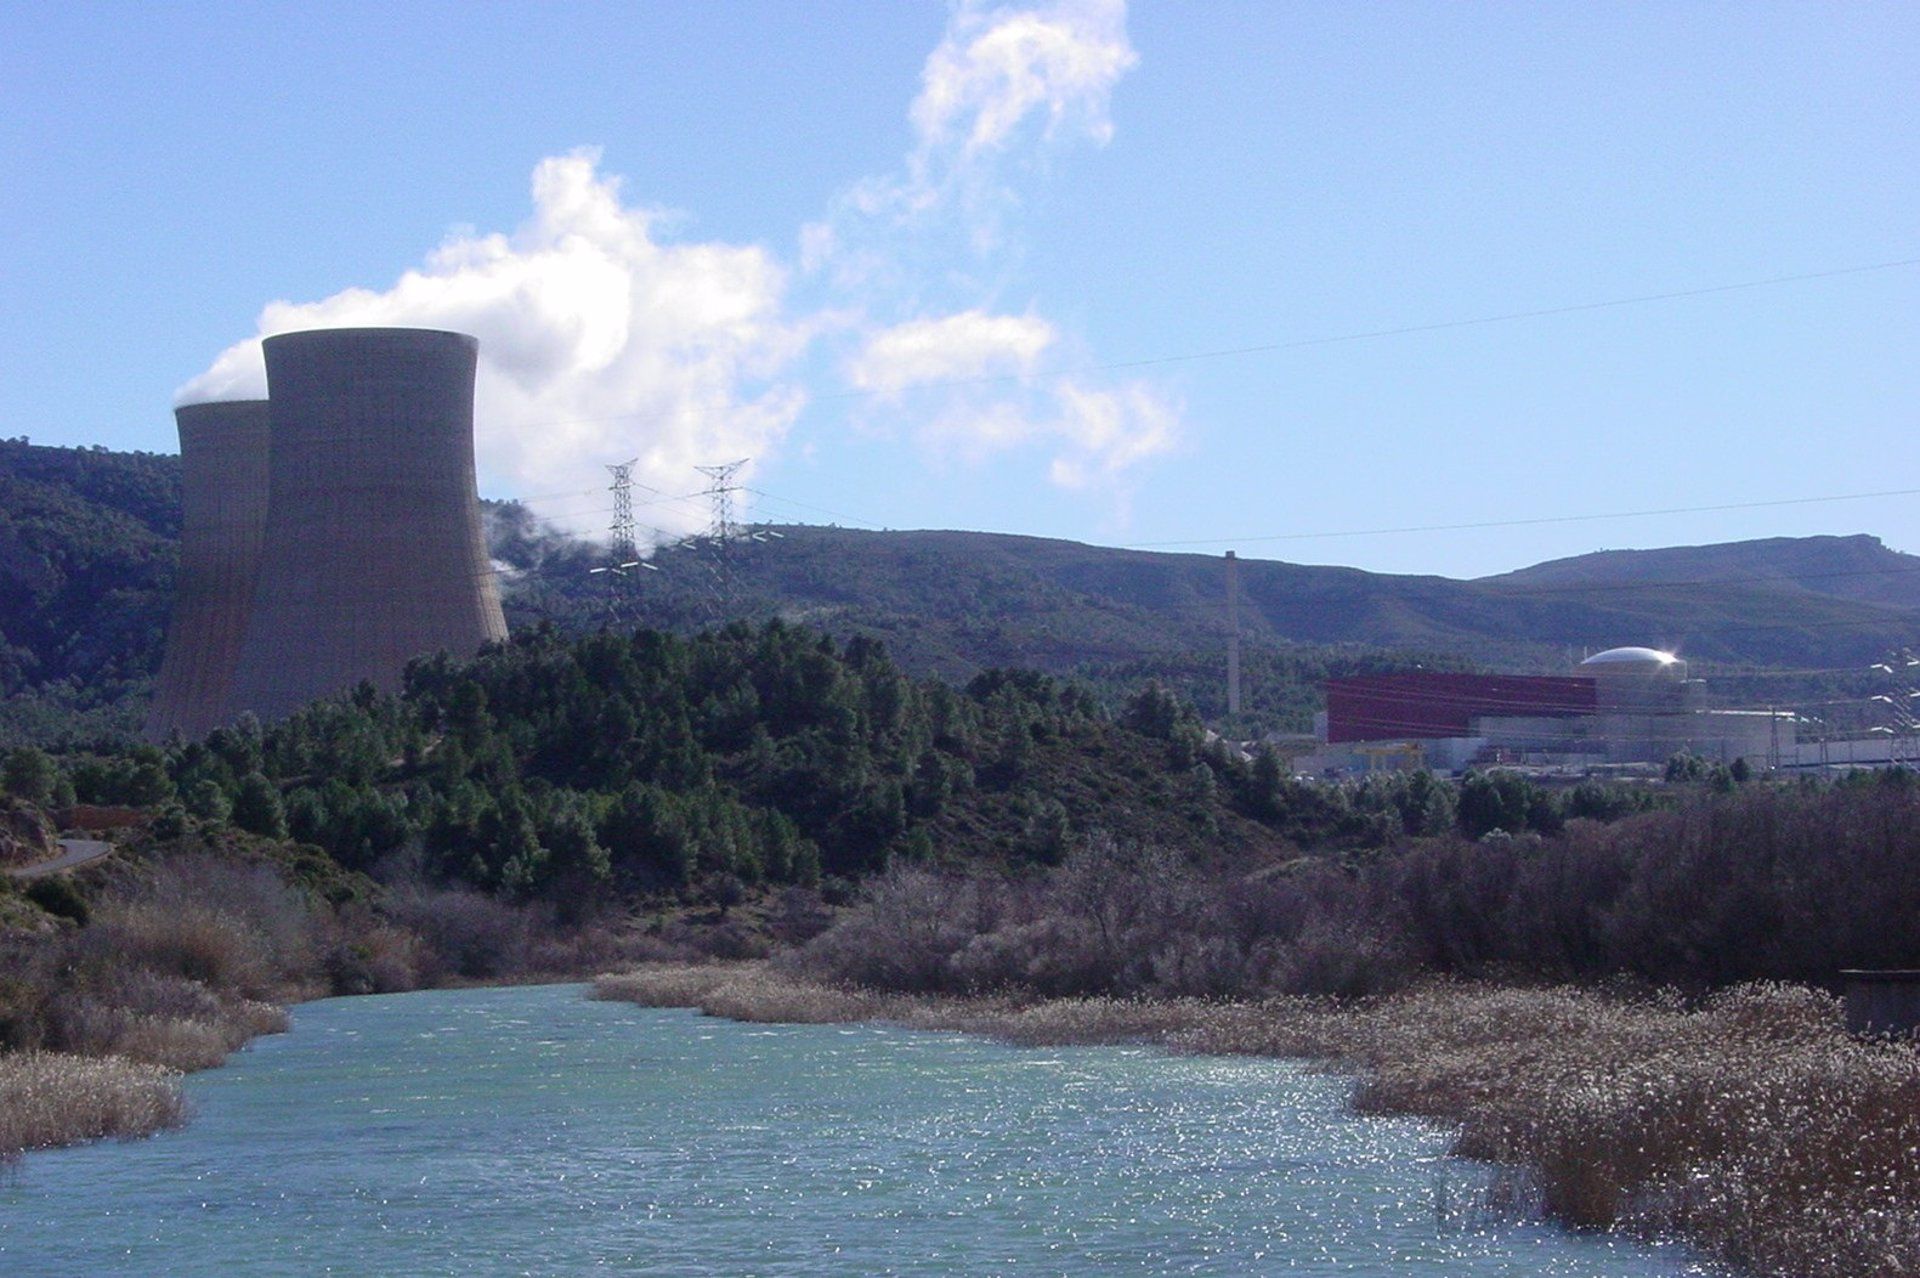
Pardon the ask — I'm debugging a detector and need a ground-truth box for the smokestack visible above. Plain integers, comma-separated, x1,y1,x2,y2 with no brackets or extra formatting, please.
144,400,272,742
226,328,507,723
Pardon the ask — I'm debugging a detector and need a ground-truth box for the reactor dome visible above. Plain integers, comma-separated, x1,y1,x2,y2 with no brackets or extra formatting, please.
1580,647,1685,677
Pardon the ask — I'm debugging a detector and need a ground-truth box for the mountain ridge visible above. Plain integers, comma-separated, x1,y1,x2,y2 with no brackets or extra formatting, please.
4,437,1918,743
1483,534,1920,612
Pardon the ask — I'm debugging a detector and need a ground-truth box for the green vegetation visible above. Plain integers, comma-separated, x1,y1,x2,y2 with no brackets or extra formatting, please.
35,622,1691,916
0,438,178,745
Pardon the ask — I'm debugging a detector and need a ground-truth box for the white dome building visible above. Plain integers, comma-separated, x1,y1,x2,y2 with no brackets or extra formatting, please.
1580,646,1686,677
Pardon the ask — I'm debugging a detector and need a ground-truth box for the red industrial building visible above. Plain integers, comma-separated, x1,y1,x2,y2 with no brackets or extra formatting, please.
1311,650,1794,772
1324,673,1598,744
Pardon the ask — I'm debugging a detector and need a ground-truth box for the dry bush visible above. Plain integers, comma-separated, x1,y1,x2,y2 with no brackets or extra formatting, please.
593,964,740,1008
382,884,535,980
78,902,275,998
924,995,1211,1048
325,914,429,995
797,865,993,992
698,969,904,1024
76,855,321,1002
0,1051,185,1157
594,962,906,1023
1276,981,1920,1278
13,855,307,1079
110,1018,233,1071
657,915,770,962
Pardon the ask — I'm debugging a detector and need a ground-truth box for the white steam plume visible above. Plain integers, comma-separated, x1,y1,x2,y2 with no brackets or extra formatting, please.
181,2,1172,532
178,149,804,542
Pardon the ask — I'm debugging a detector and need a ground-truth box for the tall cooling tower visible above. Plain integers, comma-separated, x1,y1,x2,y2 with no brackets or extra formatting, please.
227,327,507,723
144,400,273,742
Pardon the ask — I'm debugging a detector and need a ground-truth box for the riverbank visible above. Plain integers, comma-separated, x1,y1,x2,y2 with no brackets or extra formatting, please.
0,842,695,1160
594,962,1920,1278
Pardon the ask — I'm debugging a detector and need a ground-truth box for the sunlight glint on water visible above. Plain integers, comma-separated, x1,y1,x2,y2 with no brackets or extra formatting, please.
0,984,1711,1275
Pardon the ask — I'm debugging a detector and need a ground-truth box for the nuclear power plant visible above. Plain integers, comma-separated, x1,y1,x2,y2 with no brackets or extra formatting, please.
145,327,507,741
1302,646,1798,774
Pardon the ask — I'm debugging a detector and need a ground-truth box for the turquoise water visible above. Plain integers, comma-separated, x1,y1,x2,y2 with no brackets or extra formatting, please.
0,984,1711,1275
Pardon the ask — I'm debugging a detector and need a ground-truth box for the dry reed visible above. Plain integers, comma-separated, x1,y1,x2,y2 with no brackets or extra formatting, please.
0,1051,186,1157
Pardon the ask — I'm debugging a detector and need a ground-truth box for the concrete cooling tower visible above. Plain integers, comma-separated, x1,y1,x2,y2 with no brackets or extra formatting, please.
225,327,507,724
144,400,273,742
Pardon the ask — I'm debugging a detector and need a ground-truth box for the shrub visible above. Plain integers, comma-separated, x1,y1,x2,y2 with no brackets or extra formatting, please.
0,1052,185,1157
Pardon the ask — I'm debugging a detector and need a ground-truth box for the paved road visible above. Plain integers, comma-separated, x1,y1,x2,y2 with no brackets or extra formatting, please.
4,838,112,880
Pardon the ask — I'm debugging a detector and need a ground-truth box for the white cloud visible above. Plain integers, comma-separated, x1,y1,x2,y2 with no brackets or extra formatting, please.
807,0,1139,259
922,399,1040,464
178,4,1173,534
812,0,1175,513
1046,379,1179,488
177,149,805,542
914,374,1179,506
910,0,1137,164
847,309,1055,396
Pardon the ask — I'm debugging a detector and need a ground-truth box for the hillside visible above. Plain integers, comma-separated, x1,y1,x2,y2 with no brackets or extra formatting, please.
1483,534,1920,612
4,438,1918,743
0,439,180,741
581,524,1920,686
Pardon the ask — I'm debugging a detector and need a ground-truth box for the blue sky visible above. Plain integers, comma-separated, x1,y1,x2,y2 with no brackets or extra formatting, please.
2,1,1914,578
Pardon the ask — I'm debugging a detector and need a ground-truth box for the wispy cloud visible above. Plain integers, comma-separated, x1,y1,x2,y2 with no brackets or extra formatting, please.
917,377,1179,510
847,310,1055,396
910,0,1137,165
817,0,1177,514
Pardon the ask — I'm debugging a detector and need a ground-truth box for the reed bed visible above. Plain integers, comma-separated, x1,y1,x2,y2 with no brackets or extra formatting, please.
595,963,1920,1278
0,1051,186,1157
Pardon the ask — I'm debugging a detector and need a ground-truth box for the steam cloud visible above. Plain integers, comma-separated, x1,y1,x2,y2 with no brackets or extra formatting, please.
179,0,1172,540
179,151,802,541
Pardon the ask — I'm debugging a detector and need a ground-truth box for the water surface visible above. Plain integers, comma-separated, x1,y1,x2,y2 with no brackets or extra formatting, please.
0,984,1711,1275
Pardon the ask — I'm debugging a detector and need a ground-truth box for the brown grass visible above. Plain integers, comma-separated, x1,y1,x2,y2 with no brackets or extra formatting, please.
595,963,1920,1278
0,1051,186,1157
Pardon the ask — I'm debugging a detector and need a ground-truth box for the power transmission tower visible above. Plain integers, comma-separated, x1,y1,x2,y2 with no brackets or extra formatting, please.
608,459,638,564
694,459,749,619
589,458,650,620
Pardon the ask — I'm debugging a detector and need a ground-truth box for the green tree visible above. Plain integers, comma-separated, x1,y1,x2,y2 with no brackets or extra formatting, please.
1,746,58,805
182,778,232,823
231,771,287,839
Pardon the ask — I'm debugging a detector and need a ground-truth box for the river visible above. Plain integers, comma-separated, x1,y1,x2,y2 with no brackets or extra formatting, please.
0,983,1713,1275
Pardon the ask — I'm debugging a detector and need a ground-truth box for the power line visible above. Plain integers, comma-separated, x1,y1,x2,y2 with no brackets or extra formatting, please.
448,254,1920,435
1092,257,1920,374
742,487,887,530
808,255,1920,402
1126,487,1920,549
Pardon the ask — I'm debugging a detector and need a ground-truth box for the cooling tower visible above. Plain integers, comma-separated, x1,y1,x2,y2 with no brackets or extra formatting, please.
143,400,273,742
226,327,507,723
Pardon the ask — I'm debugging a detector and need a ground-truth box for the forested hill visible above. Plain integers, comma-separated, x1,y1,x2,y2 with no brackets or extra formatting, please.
0,439,179,737
4,438,1919,743
73,623,1303,897
605,524,1920,676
